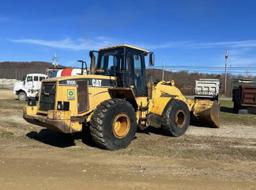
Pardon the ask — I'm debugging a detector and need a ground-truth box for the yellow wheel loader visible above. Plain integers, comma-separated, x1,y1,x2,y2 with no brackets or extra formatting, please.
23,44,220,150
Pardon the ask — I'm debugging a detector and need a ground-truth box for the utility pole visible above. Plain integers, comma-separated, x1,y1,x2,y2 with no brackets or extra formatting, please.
224,50,229,96
52,54,59,68
162,61,165,81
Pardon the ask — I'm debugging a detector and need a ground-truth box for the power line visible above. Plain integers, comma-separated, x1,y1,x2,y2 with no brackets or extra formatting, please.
153,66,256,69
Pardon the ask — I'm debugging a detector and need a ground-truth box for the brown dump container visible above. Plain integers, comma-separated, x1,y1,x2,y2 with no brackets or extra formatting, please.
232,79,256,113
240,85,256,107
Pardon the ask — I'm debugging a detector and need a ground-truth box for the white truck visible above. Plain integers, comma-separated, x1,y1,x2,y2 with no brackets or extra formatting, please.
13,73,48,101
195,79,220,100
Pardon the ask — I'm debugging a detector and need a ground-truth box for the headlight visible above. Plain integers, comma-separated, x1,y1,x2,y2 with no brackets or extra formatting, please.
57,101,63,110
57,101,70,111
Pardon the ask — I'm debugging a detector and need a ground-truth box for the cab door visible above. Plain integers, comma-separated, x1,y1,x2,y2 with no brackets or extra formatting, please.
33,75,40,90
126,51,147,97
25,75,33,90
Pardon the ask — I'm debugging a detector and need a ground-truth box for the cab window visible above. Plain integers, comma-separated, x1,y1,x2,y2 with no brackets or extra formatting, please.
96,49,124,75
99,55,117,71
27,76,33,82
34,76,39,81
39,77,46,81
133,54,143,77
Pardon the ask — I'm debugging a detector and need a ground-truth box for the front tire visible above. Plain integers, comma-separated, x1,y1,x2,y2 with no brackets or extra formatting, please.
233,101,240,113
162,99,190,137
90,99,137,150
18,91,27,101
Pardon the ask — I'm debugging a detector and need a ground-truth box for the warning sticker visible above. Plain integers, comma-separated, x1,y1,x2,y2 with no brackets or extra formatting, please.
67,89,75,100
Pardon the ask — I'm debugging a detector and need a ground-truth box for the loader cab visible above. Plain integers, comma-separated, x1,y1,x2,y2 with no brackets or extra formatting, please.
90,45,154,97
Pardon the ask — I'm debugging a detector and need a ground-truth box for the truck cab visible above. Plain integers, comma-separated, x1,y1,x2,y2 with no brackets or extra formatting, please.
14,73,48,100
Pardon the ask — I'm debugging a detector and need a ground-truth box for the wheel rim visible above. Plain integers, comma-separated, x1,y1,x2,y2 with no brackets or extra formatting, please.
112,113,130,138
175,110,185,128
19,93,26,100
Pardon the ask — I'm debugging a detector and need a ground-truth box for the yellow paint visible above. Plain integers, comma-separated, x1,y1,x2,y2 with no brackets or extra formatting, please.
24,74,114,133
24,106,38,115
88,87,111,112
47,110,70,120
112,113,130,138
24,74,220,133
135,96,148,123
99,44,149,53
44,74,116,83
70,121,83,132
57,85,78,115
149,81,187,115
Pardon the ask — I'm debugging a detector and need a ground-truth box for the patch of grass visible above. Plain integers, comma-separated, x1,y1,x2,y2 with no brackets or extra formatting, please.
220,99,256,126
220,99,233,108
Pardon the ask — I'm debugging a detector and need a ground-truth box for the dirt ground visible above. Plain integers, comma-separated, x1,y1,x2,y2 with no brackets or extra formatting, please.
0,89,255,190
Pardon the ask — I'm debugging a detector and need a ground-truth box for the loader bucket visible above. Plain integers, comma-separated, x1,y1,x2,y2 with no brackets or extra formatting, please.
190,99,220,128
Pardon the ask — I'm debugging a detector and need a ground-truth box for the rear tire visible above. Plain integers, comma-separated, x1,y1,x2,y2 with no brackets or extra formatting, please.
18,91,27,101
90,99,137,150
162,99,190,137
233,102,239,113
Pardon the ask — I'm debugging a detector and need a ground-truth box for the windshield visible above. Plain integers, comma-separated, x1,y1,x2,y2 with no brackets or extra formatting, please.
96,49,125,76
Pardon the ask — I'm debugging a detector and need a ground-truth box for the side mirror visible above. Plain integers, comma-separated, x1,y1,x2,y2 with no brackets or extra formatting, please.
149,52,155,66
89,51,94,59
89,50,97,74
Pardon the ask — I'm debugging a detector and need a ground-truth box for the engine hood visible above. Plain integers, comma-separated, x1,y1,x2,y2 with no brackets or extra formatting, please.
44,74,117,88
44,74,116,82
13,80,24,90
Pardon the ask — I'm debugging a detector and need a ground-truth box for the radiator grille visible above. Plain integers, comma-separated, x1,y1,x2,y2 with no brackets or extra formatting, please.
77,80,89,113
39,82,56,111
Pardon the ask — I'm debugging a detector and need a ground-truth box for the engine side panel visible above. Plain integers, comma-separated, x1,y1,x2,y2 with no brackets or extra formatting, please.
149,81,188,116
